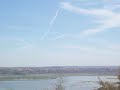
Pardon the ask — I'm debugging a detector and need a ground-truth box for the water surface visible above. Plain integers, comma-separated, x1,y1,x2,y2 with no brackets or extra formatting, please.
0,76,117,90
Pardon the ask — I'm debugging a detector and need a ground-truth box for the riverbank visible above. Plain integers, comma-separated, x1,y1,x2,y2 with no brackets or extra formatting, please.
0,73,117,81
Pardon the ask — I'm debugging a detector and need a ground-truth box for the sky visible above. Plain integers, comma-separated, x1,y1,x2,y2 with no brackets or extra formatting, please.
0,0,120,67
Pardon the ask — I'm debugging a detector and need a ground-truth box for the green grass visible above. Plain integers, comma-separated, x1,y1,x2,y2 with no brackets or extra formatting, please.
0,73,117,81
0,74,58,81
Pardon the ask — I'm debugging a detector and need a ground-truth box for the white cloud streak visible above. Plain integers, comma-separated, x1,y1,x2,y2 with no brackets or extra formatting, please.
60,2,120,36
60,2,114,16
40,8,60,40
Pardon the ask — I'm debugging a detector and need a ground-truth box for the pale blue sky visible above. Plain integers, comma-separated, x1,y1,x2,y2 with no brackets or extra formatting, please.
0,0,120,66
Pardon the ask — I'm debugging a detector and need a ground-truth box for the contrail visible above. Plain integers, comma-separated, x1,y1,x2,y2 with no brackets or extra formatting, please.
50,8,60,26
40,8,60,40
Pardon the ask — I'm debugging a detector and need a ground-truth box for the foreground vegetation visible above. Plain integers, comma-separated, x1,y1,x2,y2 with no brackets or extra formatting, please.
97,75,120,90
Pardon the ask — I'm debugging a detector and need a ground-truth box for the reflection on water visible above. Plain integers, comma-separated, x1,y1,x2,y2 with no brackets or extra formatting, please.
0,76,117,90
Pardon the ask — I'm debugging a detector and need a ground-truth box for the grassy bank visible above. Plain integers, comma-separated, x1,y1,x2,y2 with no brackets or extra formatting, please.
0,74,57,81
0,73,116,81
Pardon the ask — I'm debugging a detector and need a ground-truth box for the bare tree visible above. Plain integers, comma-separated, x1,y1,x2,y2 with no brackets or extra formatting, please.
54,77,65,90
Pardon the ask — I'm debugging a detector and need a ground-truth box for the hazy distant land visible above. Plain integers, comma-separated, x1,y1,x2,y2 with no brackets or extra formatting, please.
0,66,119,81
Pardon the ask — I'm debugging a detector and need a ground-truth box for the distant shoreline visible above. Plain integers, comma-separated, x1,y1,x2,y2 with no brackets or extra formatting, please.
0,73,117,81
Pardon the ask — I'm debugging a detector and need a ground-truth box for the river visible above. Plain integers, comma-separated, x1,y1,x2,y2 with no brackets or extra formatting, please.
0,76,118,90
